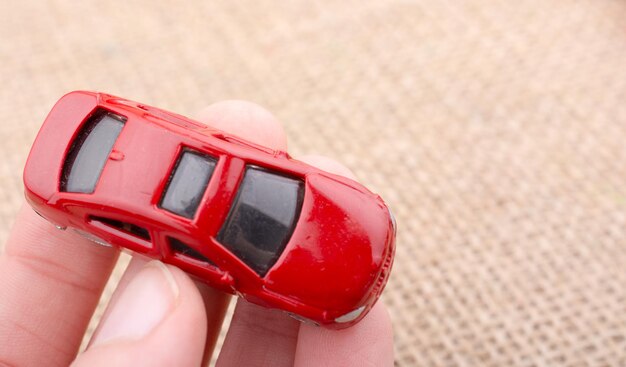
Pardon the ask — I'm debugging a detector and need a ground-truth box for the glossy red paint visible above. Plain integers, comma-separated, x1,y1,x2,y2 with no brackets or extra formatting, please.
23,91,396,328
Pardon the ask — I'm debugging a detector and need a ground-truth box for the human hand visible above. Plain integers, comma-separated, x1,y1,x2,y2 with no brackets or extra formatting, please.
0,101,394,366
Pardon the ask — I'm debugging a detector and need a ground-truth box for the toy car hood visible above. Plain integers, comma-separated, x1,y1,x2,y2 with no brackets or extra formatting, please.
264,171,394,320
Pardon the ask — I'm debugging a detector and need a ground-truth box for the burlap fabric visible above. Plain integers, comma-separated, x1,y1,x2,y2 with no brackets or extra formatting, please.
2,1,626,365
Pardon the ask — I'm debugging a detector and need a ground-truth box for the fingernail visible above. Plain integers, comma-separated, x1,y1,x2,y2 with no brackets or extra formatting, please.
91,261,179,347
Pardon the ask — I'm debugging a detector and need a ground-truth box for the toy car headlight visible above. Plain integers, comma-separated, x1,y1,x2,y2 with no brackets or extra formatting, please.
334,306,366,323
388,206,397,234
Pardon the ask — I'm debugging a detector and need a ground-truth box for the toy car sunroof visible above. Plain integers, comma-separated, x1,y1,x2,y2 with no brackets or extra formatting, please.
23,91,396,329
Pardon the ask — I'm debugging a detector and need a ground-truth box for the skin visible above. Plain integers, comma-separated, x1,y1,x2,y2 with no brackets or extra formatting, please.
0,100,394,366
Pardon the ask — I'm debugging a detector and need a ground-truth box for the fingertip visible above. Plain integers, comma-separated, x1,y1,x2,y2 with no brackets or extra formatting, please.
73,262,208,367
297,154,357,180
294,302,394,367
194,100,288,151
368,301,394,346
216,299,300,366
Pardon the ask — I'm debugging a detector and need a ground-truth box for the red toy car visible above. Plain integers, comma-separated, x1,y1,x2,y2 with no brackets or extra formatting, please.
23,91,396,328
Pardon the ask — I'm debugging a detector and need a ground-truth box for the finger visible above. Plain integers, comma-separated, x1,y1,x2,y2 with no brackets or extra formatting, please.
194,100,289,363
216,153,357,367
0,206,119,367
87,257,228,362
195,280,231,366
216,299,300,367
294,302,394,367
72,261,207,367
194,100,288,152
296,154,358,180
293,156,393,366
202,101,297,367
212,105,296,367
294,156,393,366
86,256,149,347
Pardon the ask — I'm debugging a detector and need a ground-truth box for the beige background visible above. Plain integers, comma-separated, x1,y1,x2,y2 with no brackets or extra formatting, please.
2,1,626,366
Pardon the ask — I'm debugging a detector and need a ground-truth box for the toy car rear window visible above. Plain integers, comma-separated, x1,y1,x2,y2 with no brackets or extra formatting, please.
159,150,216,219
61,111,125,193
217,166,304,277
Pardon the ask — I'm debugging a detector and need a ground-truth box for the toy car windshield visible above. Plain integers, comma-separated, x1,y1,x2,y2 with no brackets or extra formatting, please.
216,166,304,276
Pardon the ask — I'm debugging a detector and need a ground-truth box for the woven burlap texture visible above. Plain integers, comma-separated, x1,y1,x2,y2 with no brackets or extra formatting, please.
2,1,626,366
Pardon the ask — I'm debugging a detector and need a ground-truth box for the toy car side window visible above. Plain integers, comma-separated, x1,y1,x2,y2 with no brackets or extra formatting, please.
159,150,216,219
89,215,151,241
216,166,304,277
61,111,126,193
168,237,215,265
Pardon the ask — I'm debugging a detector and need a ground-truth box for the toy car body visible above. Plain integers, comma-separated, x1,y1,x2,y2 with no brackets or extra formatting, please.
23,91,395,328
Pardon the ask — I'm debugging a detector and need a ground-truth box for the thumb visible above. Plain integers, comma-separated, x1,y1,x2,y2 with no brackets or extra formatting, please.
72,261,208,367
